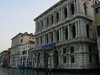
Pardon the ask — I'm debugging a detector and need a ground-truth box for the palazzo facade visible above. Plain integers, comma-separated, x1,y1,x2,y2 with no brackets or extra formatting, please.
10,32,34,68
33,0,99,70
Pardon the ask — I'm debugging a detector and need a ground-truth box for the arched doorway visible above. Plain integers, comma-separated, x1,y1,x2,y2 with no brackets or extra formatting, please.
53,50,59,68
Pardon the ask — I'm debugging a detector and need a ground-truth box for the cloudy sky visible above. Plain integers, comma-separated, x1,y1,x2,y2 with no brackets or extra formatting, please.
0,0,59,52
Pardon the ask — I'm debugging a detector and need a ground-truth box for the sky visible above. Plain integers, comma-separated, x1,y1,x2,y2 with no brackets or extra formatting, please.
0,0,60,52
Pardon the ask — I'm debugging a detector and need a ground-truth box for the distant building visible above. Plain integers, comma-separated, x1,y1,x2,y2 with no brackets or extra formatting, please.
19,41,34,68
92,2,100,67
0,50,10,67
33,0,99,70
10,32,34,68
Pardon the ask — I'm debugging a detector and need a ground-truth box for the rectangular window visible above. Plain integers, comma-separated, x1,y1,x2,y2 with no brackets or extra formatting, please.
57,30,59,42
56,12,59,22
89,45,92,53
71,55,75,63
46,34,48,44
40,36,42,45
63,48,66,54
51,32,53,43
41,21,43,30
97,26,100,36
22,50,27,54
36,38,39,45
65,27,68,40
46,17,49,27
70,47,74,53
72,25,76,38
35,53,36,57
95,7,100,13
89,55,92,63
63,56,66,63
64,7,67,18
51,15,53,25
36,22,39,32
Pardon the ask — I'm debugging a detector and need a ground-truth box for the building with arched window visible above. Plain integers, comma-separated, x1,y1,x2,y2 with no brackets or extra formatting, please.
10,32,34,68
33,0,99,70
92,1,100,68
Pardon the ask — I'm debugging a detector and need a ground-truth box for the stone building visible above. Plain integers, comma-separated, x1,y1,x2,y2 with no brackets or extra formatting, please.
0,50,10,67
10,32,34,68
92,1,100,67
19,41,34,68
33,0,99,70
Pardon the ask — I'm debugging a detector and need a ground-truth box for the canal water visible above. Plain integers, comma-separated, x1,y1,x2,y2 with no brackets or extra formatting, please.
0,67,100,75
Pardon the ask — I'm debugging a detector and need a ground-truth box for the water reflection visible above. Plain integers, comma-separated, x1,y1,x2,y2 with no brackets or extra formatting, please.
0,67,100,75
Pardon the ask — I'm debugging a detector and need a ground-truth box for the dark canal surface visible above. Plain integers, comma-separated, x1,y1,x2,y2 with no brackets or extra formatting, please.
0,67,100,75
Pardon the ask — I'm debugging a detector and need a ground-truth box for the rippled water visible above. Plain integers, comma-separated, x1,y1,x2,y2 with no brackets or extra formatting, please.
0,67,100,75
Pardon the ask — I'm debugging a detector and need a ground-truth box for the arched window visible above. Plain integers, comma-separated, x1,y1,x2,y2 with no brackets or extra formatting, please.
40,36,42,45
72,25,76,38
57,30,59,42
46,34,48,44
64,7,67,18
50,32,53,43
47,17,49,26
71,3,74,15
65,27,68,40
84,3,87,15
41,21,43,30
51,15,53,24
37,22,39,31
86,24,90,38
56,12,59,22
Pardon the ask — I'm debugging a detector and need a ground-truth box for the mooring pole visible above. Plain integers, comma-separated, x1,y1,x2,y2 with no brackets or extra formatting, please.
46,54,48,73
50,55,51,75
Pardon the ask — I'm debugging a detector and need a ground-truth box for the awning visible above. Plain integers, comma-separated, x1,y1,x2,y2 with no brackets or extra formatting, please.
42,43,56,51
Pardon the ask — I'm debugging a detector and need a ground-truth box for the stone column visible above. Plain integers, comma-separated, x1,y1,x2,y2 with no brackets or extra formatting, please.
44,34,46,45
61,27,63,41
59,9,61,21
80,20,86,38
61,8,63,20
74,0,77,13
67,5,70,17
77,21,81,37
68,25,70,40
53,30,56,43
53,12,57,24
76,0,81,12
